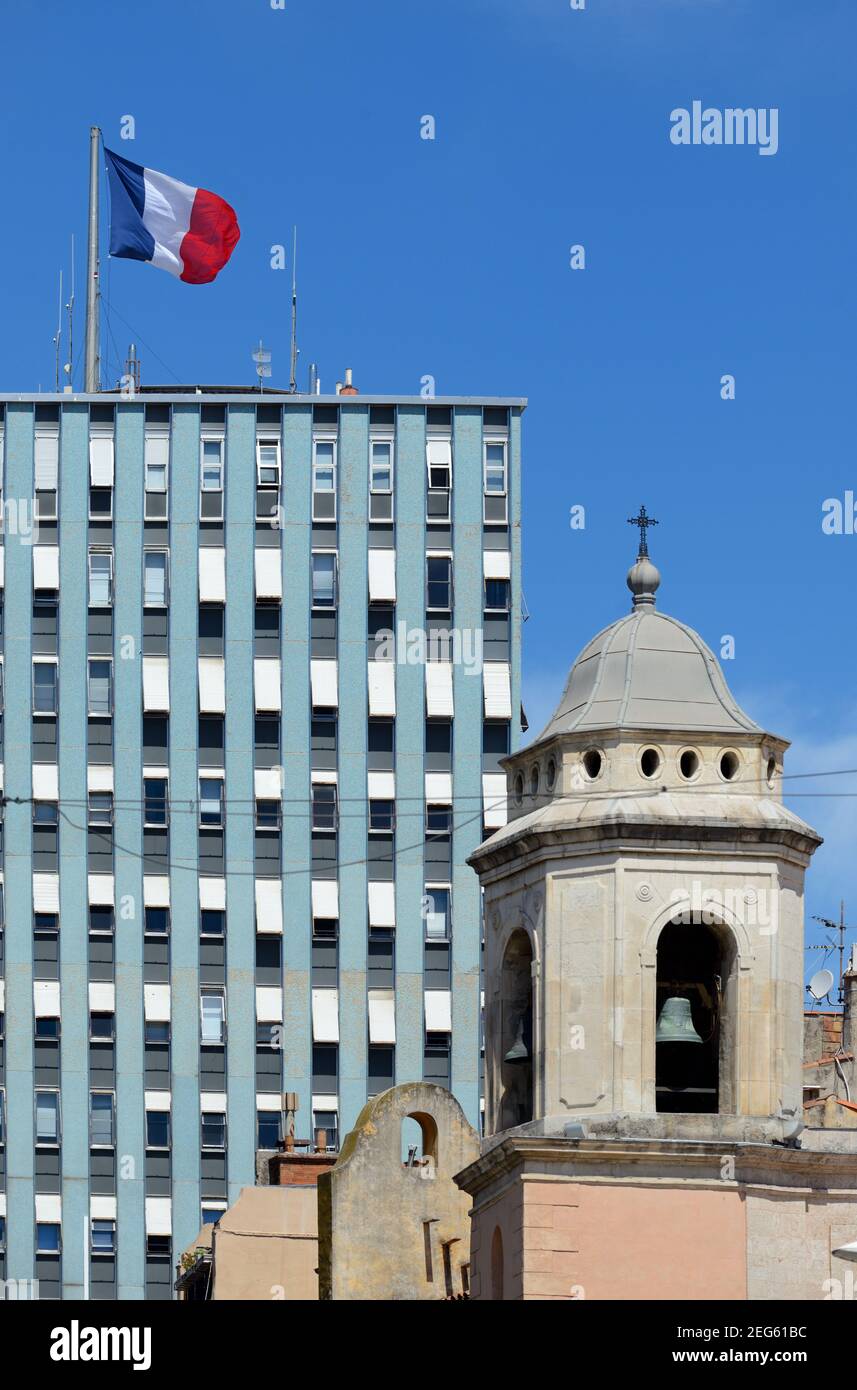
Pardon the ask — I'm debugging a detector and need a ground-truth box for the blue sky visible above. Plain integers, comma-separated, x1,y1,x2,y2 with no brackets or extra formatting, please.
1,0,855,982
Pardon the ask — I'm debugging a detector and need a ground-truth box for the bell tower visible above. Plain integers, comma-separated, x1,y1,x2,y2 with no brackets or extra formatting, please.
473,518,822,1139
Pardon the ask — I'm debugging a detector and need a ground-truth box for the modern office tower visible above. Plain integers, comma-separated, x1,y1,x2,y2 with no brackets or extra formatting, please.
0,385,524,1298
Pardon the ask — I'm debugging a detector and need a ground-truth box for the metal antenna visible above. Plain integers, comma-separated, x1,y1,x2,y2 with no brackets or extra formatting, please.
810,901,849,1004
252,340,272,393
84,126,101,393
53,270,63,392
64,234,75,391
289,226,299,393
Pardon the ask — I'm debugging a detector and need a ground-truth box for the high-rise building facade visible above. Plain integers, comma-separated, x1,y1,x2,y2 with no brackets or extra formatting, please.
0,386,524,1298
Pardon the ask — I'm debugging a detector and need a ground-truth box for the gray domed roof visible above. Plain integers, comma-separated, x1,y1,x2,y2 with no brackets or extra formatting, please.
536,606,761,740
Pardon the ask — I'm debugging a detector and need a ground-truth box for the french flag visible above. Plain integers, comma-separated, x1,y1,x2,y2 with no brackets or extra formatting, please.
104,147,240,284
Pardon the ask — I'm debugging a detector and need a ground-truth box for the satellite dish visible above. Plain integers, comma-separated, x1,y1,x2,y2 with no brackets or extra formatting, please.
807,968,834,1001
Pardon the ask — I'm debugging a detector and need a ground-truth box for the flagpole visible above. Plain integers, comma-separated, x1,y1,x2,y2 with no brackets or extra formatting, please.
84,125,101,393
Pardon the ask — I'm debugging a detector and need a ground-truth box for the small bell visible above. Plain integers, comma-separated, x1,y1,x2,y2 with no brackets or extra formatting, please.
656,996,704,1045
503,1009,531,1064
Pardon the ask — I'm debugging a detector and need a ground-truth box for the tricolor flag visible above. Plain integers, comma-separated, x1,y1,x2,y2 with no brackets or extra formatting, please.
104,147,240,284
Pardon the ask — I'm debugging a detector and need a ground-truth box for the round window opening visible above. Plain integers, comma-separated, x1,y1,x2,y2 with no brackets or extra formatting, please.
514,773,524,805
546,759,557,790
679,749,700,780
640,748,661,779
719,750,740,781
582,749,602,780
530,766,540,796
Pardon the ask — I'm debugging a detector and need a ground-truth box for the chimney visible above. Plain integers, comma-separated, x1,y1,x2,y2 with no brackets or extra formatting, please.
843,946,857,1056
339,367,358,396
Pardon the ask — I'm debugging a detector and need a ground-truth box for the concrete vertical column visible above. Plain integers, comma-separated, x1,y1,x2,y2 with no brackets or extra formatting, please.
280,406,312,1128
57,403,90,1297
393,406,426,1089
3,405,35,1284
224,405,256,1201
113,403,145,1298
167,405,201,1261
337,404,369,1135
509,408,523,757
451,405,484,1129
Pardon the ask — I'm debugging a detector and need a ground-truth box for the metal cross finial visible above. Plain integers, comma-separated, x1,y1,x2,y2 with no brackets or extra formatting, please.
627,504,659,558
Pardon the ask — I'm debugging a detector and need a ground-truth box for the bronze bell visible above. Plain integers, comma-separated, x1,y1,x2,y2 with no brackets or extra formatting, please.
503,1009,531,1064
656,995,704,1045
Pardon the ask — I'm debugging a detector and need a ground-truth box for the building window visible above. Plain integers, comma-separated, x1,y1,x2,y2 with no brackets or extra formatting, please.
87,658,113,716
88,548,113,607
201,1112,227,1150
35,1015,60,1040
35,1090,60,1145
36,1224,62,1255
33,802,59,829
483,440,508,521
369,799,395,833
312,783,338,832
200,909,225,938
257,1110,282,1150
426,438,452,521
312,438,337,520
35,911,59,935
484,578,510,613
255,799,281,831
33,660,58,715
424,885,451,940
88,791,114,828
312,1109,339,1152
200,437,225,519
144,430,169,519
90,1013,115,1043
143,550,169,608
369,438,394,520
91,1220,116,1256
88,906,114,935
145,1110,170,1149
311,552,337,609
145,906,169,936
90,1092,115,1147
144,777,169,828
200,991,226,1044
426,556,453,612
256,436,281,520
144,1020,170,1045
0,1091,4,1145
426,805,452,836
199,777,224,828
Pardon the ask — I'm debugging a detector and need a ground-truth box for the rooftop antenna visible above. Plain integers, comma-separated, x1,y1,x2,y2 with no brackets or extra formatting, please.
63,234,75,393
84,126,101,393
252,339,272,393
52,270,63,392
289,226,299,393
809,901,850,1004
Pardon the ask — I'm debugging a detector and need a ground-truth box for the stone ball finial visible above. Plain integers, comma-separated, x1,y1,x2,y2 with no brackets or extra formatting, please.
627,556,661,608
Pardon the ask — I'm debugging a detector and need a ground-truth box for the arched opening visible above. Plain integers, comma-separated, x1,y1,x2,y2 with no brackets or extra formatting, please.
499,929,533,1130
402,1111,439,1173
655,918,737,1114
490,1225,504,1301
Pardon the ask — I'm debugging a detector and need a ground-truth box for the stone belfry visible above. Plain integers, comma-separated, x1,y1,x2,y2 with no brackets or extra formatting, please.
455,520,857,1301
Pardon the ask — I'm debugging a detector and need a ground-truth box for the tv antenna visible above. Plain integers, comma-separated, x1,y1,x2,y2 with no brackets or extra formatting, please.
252,340,272,393
289,226,299,393
52,270,63,392
808,900,849,1004
63,234,76,392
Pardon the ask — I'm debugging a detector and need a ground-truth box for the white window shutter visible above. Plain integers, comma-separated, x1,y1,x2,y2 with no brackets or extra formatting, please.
254,767,282,800
198,657,226,714
145,1197,172,1236
483,549,511,580
33,546,59,591
87,765,114,792
143,875,170,908
89,434,115,487
367,771,395,800
254,659,282,713
425,772,453,803
483,662,512,719
310,659,338,709
144,985,171,1022
426,438,452,471
367,661,396,717
142,656,170,712
255,986,284,1023
482,773,508,829
255,879,283,934
254,549,282,600
311,879,339,919
198,548,226,603
33,872,60,912
34,980,61,1017
311,988,340,1043
88,981,115,1013
87,874,115,906
32,763,59,800
368,881,396,928
425,662,454,717
34,431,59,490
199,877,226,911
368,989,396,1044
424,989,452,1032
368,549,396,603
